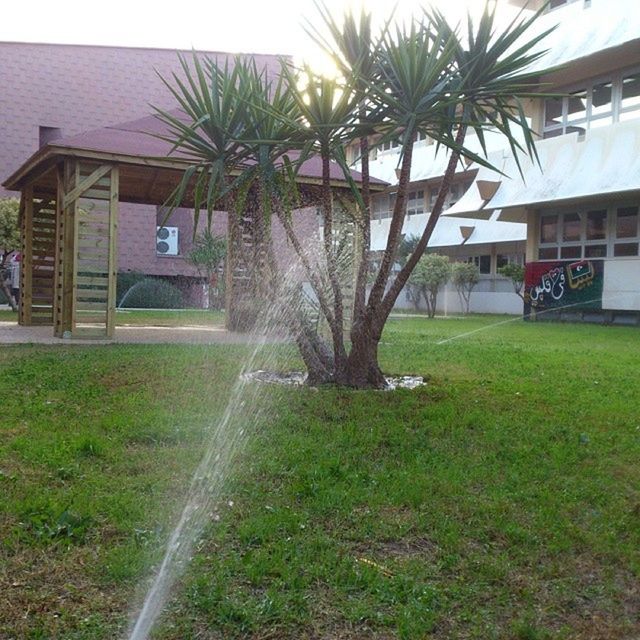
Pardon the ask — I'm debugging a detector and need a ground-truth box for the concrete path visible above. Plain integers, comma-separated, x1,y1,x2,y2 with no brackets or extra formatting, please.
0,321,275,345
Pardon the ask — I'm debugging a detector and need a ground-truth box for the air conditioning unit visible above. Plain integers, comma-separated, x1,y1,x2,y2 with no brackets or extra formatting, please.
156,226,179,256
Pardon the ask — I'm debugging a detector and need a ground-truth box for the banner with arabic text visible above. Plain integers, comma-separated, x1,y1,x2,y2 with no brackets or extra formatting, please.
524,260,604,314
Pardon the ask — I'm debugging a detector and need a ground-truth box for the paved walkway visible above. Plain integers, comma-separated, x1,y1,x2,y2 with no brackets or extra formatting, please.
0,321,273,345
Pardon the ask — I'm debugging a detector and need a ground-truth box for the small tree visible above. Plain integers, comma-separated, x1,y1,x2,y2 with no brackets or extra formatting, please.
185,230,227,309
498,262,525,301
451,262,480,314
0,199,21,311
408,253,451,317
396,234,421,309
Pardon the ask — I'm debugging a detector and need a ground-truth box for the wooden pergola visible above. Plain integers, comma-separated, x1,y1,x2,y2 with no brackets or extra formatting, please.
3,114,383,339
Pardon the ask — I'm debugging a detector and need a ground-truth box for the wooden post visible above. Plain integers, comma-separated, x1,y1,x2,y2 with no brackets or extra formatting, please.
107,166,119,337
52,159,118,339
19,186,33,326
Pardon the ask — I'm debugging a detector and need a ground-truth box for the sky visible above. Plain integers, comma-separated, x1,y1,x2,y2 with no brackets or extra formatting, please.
0,0,504,64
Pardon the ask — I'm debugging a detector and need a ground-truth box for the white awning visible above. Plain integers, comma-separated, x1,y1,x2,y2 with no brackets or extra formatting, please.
521,0,640,77
370,211,525,252
444,119,640,221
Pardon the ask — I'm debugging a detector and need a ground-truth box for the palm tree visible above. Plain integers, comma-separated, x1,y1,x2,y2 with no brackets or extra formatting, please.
156,2,552,388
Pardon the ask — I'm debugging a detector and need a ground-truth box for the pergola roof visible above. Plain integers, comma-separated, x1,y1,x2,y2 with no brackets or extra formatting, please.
3,112,386,204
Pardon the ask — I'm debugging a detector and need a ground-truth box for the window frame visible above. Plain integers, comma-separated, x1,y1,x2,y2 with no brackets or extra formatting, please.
537,203,640,261
542,65,640,139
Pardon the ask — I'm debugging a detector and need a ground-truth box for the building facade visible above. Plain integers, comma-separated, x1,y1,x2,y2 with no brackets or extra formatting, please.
446,0,640,324
356,0,640,321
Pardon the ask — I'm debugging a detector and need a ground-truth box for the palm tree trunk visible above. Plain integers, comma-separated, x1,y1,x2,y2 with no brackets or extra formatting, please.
320,149,348,379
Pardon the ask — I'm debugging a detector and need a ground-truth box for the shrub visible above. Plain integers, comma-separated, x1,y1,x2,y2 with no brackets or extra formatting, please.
116,271,147,305
451,262,480,314
408,253,451,317
498,262,526,300
117,276,184,309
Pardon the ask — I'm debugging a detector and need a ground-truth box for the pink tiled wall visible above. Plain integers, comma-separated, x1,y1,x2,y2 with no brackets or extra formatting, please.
0,42,299,280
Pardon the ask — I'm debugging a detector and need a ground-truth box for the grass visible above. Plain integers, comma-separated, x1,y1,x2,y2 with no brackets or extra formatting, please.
0,308,225,327
0,316,638,639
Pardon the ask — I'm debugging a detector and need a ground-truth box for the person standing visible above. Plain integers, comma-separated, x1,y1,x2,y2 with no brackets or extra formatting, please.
9,253,20,307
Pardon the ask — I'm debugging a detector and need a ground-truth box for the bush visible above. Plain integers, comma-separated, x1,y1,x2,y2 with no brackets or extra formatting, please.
116,271,147,305
117,275,184,309
451,262,480,314
408,253,451,317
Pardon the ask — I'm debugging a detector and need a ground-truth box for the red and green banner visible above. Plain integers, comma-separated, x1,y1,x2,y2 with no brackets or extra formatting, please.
524,260,604,314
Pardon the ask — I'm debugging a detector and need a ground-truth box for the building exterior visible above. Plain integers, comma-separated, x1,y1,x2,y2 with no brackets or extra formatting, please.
444,0,640,323
0,42,283,304
357,0,640,321
351,46,532,315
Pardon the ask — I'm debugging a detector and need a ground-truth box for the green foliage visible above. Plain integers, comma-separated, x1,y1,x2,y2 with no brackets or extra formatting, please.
408,253,451,317
185,230,226,309
186,230,226,275
451,262,480,314
22,508,92,544
498,262,526,299
116,271,147,305
117,277,184,309
0,198,20,256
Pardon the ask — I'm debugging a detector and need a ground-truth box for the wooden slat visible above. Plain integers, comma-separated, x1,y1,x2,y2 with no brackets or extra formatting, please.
77,237,109,249
77,290,108,301
76,301,107,311
77,275,108,286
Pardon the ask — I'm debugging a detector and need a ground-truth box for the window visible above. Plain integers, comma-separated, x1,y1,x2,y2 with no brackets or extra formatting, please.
380,137,401,152
497,254,525,269
468,255,491,275
427,180,471,212
540,214,558,244
538,205,640,260
406,190,425,217
372,193,395,221
614,206,640,257
543,68,640,138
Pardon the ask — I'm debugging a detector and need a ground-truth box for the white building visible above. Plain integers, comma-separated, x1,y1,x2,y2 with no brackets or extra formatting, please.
362,0,640,322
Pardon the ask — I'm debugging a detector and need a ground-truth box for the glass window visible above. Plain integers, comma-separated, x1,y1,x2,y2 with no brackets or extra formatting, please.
478,255,491,274
539,247,558,260
544,97,563,129
562,212,581,241
616,206,638,238
542,70,640,137
567,89,587,125
614,242,639,257
406,190,425,216
591,82,613,118
621,73,640,112
540,215,558,244
469,255,491,274
586,210,607,240
561,246,582,259
372,195,388,220
585,244,607,258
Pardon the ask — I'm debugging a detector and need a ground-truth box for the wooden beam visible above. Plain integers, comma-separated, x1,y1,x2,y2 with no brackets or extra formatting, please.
107,166,119,338
19,186,33,326
62,164,112,208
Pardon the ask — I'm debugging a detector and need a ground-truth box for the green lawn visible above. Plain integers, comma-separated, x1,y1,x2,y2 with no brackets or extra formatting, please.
0,308,224,327
0,316,638,639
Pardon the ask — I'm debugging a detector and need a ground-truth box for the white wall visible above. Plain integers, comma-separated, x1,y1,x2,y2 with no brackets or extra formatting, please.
603,258,640,311
394,278,524,315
